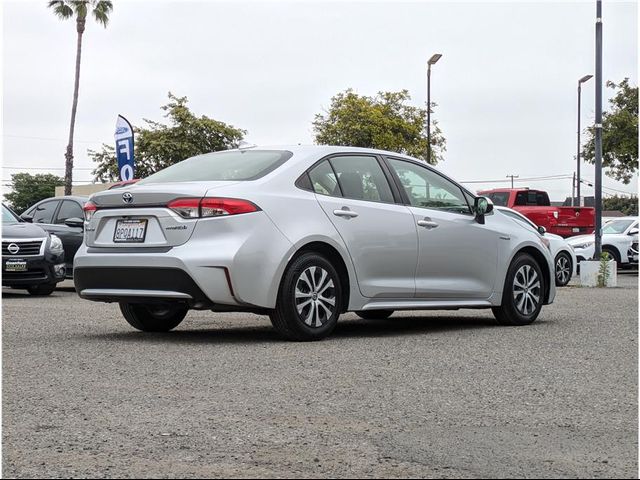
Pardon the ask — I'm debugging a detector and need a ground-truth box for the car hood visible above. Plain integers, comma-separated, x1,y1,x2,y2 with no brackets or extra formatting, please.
567,234,594,245
2,222,48,239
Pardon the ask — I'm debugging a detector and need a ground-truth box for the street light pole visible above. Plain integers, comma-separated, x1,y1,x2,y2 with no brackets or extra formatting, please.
594,0,603,258
427,53,442,164
576,74,593,206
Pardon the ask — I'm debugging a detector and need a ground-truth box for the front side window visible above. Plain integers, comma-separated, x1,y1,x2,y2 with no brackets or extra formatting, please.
329,156,394,203
137,150,292,184
32,201,59,224
387,158,471,214
55,200,84,224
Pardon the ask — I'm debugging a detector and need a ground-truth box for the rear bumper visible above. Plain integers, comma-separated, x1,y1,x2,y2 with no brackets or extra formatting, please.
549,226,594,238
73,211,293,308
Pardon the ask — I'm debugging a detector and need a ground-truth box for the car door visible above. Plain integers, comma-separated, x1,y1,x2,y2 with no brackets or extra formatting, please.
308,155,418,298
49,200,85,273
385,157,499,299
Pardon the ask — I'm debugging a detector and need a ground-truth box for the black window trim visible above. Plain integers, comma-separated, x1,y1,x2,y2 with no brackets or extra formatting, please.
381,155,475,216
295,152,403,206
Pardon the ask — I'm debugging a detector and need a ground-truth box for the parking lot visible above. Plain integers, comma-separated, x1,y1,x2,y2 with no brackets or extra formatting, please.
2,273,638,478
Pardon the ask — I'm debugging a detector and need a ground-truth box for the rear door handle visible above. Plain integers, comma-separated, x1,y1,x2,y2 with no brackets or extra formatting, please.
417,220,439,229
333,208,359,218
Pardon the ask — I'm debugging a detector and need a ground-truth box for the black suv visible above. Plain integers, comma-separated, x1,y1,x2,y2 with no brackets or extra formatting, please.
2,204,66,295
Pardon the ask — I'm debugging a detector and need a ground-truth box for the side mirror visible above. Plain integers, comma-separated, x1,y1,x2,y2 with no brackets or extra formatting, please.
538,225,546,235
65,217,84,229
473,197,494,224
20,214,33,223
628,228,639,236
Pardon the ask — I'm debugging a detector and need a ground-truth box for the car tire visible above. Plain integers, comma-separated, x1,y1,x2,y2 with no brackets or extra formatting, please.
554,251,573,287
492,252,545,326
270,252,342,341
119,302,188,332
602,246,621,267
355,310,394,320
27,283,56,296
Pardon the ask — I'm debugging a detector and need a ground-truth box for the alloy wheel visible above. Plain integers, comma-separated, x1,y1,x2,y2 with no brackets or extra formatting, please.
295,266,336,328
513,264,541,316
555,255,571,285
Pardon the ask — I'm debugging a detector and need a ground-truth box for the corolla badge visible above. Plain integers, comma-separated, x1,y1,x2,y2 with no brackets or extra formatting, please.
122,192,134,204
7,243,19,254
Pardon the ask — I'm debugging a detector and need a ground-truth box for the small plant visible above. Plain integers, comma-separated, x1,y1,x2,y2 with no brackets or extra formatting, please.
597,251,611,287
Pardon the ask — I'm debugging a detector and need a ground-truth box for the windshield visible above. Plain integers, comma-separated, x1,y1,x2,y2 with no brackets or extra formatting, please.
138,150,292,184
485,192,510,206
603,219,635,234
2,205,20,224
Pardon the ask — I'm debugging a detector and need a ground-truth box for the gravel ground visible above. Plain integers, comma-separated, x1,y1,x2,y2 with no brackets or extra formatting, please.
2,274,638,478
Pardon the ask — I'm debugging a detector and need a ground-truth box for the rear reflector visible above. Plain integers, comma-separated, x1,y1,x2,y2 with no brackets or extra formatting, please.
168,197,260,219
83,201,97,221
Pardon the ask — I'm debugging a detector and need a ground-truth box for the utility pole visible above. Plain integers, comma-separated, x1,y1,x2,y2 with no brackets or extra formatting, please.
506,174,519,189
572,172,576,205
594,0,603,258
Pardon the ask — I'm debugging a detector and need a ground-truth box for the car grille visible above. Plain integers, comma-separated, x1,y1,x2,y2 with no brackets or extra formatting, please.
2,240,44,256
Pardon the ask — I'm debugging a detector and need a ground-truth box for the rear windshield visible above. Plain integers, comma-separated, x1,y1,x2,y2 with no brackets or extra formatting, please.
485,192,510,206
138,150,292,184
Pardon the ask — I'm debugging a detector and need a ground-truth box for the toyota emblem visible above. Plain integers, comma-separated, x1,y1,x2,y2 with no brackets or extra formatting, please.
7,243,19,254
122,192,134,204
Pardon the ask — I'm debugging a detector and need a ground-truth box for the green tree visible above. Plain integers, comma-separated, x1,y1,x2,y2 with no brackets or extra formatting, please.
4,173,65,214
583,78,638,184
90,93,247,181
313,89,446,164
48,0,114,195
603,195,638,216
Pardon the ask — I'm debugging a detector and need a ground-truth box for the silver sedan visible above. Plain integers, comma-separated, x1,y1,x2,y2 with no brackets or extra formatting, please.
74,145,556,340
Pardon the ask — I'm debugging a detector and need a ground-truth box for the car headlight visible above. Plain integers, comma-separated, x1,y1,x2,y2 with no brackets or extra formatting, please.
49,235,64,254
571,241,594,249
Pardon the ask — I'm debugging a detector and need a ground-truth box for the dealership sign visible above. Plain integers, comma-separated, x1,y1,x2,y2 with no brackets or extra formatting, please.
114,115,135,181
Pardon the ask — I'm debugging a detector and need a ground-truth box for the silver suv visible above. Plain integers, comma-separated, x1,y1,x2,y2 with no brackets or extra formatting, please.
74,146,556,340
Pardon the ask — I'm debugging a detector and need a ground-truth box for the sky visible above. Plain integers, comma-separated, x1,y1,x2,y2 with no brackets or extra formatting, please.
2,0,638,201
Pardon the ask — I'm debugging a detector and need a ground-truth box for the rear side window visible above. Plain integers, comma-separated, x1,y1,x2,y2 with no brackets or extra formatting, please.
309,160,341,197
330,156,394,203
55,200,83,224
515,191,550,206
33,200,59,224
138,150,292,184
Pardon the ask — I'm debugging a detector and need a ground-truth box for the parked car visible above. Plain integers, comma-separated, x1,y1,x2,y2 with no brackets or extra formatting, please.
495,206,577,286
478,188,595,238
567,216,638,267
20,195,88,278
74,146,556,340
2,204,66,295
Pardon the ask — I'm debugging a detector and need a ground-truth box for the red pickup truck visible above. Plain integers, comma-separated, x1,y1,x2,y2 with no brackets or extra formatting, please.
478,188,595,238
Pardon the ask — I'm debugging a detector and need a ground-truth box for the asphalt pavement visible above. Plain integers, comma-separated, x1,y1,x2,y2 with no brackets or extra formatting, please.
2,274,638,478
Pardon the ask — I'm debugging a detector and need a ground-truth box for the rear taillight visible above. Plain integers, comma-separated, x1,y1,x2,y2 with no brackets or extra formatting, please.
83,201,97,221
167,197,260,219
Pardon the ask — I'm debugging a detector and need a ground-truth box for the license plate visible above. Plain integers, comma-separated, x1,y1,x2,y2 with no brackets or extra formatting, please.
5,260,27,272
114,219,148,243
573,227,580,233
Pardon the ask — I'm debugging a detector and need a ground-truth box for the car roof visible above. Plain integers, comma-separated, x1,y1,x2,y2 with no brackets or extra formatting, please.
40,195,89,203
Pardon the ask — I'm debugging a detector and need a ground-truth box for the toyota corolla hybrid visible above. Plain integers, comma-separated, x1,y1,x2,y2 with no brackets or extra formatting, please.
74,146,556,341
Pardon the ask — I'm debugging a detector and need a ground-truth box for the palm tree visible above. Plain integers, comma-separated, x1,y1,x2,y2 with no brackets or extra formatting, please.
48,1,113,195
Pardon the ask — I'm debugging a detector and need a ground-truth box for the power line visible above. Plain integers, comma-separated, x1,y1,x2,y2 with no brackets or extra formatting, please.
3,134,103,144
460,174,572,184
